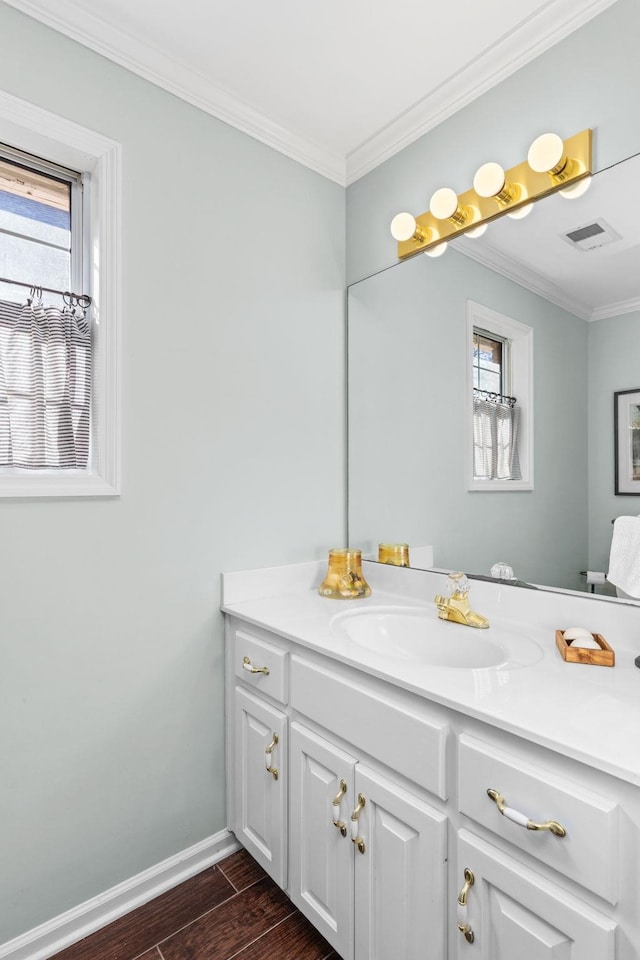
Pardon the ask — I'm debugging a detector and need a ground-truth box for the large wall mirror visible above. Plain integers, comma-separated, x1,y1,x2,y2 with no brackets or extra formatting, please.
347,149,640,599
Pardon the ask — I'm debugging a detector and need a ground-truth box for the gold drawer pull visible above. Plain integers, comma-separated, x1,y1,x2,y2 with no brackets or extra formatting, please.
350,793,366,853
457,924,475,945
456,867,475,944
332,778,348,837
243,656,270,676
487,788,566,837
265,733,279,780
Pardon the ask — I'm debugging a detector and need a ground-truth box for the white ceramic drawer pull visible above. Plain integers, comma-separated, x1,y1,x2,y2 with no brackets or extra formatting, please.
242,655,270,676
350,793,366,854
265,733,279,780
487,788,566,837
332,778,348,837
456,867,475,944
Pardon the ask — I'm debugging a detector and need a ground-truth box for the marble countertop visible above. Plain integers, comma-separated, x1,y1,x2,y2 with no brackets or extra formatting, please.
222,560,640,787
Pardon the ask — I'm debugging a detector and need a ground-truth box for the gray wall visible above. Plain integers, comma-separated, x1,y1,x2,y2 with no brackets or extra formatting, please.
0,4,345,943
588,310,640,573
346,0,640,284
348,249,588,590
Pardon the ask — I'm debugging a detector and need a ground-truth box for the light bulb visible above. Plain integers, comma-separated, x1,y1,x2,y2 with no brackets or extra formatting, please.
527,133,565,174
429,187,459,220
473,162,506,198
507,203,534,220
424,242,448,258
559,176,592,199
465,223,488,238
390,212,418,242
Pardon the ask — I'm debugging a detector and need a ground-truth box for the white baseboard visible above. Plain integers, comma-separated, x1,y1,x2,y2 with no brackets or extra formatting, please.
0,829,241,960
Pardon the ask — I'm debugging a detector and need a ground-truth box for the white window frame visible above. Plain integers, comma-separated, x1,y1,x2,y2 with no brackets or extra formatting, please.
0,89,121,498
466,300,533,492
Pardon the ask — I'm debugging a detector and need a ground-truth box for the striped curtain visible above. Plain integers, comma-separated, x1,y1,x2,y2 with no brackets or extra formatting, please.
473,397,521,481
0,298,91,468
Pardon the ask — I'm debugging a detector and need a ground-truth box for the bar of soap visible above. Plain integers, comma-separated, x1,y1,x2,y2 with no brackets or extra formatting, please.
563,627,599,647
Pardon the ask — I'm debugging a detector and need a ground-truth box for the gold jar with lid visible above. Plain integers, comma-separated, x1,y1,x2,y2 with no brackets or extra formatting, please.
378,542,410,567
318,548,371,599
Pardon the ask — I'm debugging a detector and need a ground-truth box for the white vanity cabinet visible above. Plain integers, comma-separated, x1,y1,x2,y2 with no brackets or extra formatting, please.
228,623,290,887
225,610,637,960
454,830,616,959
288,721,448,960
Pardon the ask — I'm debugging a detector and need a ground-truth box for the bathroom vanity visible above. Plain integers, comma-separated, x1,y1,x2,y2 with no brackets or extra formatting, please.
223,561,640,960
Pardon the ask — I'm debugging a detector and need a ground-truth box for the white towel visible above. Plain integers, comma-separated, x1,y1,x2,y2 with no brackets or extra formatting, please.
607,516,640,599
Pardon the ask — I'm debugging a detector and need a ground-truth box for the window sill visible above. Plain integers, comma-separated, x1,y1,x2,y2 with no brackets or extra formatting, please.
468,478,533,492
0,471,119,499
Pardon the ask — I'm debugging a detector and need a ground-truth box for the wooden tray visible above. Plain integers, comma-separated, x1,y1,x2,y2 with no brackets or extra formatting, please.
555,630,615,667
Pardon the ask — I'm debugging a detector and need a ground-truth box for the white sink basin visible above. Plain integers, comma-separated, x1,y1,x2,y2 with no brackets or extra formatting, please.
330,605,542,669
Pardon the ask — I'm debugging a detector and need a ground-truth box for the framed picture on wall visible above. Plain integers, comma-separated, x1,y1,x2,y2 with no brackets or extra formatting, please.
614,388,640,495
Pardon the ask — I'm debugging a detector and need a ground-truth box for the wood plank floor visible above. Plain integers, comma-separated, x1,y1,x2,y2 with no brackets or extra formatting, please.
50,849,340,960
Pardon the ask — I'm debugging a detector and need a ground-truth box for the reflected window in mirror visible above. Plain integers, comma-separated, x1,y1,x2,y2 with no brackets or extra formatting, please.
473,328,507,396
466,301,533,492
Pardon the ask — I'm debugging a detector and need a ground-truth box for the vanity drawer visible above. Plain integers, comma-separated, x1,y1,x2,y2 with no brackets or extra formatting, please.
290,655,448,799
233,626,289,704
458,734,619,904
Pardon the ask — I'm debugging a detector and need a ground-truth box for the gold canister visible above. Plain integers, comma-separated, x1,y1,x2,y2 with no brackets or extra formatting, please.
318,548,372,599
378,542,410,567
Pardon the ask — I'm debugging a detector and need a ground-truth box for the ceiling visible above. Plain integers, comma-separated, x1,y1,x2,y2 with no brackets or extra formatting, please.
2,0,618,185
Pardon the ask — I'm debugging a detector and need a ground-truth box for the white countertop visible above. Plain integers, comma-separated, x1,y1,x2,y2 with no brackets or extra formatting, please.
222,560,640,787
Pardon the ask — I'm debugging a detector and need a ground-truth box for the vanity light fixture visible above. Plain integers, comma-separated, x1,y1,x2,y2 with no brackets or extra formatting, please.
507,203,534,220
429,187,474,226
465,223,489,238
424,242,448,257
390,212,432,243
559,176,592,199
473,162,523,207
390,128,592,260
527,132,574,180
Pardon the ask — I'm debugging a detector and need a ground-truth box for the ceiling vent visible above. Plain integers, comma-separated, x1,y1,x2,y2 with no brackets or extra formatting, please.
562,218,622,252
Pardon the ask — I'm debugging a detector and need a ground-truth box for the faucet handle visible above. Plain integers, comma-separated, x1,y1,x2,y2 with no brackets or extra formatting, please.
447,571,470,598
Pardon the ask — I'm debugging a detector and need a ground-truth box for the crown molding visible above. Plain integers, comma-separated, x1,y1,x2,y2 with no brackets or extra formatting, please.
1,0,347,185
2,0,617,187
452,237,640,323
345,0,619,184
451,238,592,321
590,297,640,322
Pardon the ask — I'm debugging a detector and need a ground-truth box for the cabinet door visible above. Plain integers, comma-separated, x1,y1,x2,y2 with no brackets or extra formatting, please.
354,764,448,960
289,721,356,960
455,830,616,960
234,686,287,887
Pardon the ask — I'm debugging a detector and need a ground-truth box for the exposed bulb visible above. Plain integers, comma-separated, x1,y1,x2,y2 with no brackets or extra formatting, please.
465,223,488,239
559,176,592,199
390,212,418,242
424,242,448,258
473,162,506,199
429,187,459,220
527,132,565,173
507,203,534,220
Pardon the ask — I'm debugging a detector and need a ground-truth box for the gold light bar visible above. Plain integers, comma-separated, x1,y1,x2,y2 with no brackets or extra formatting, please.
395,129,592,259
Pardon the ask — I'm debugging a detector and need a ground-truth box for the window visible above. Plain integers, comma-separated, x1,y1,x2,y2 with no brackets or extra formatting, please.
466,301,533,492
0,89,121,497
472,329,507,397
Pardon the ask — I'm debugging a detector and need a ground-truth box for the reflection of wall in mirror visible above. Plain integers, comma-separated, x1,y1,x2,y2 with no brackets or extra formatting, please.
348,247,589,592
589,310,640,569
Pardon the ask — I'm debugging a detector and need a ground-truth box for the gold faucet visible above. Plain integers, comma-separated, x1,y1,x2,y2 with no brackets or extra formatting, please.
435,572,489,629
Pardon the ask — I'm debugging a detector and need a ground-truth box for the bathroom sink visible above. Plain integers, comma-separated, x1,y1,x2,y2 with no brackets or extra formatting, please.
330,605,542,669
